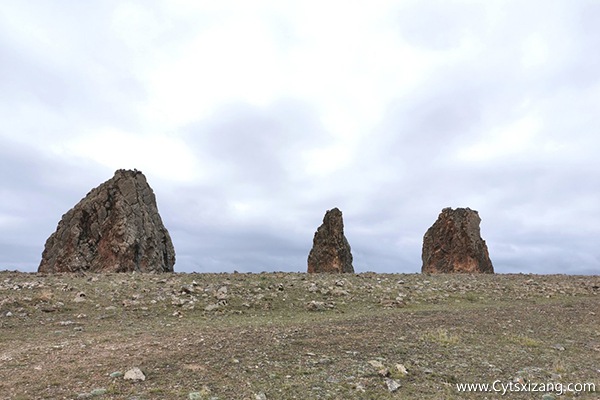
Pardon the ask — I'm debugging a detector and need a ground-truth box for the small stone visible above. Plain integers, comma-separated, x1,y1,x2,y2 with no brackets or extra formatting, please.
124,367,145,381
73,292,86,303
181,285,195,294
368,360,385,369
541,394,557,400
77,394,92,399
90,388,107,396
5,311,12,317
395,364,408,376
189,386,211,399
254,392,267,400
216,286,228,300
204,304,219,312
306,301,325,311
551,344,565,351
384,378,401,392
109,371,123,378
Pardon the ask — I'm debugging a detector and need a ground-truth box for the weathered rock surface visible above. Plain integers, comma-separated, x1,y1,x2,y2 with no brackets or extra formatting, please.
421,207,493,274
38,169,175,273
307,208,354,273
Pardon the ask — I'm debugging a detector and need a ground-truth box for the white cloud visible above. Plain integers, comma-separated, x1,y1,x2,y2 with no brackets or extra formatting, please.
457,116,542,162
64,129,199,182
1,0,600,274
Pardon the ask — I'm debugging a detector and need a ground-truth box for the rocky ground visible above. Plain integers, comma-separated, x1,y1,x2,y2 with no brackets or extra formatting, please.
0,271,598,399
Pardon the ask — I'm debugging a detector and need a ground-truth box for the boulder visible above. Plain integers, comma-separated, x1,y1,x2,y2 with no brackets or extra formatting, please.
307,208,354,273
38,169,175,273
421,207,493,274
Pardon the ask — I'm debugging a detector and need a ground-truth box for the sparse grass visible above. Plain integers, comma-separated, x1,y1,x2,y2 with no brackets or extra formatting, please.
506,334,543,347
0,271,598,399
422,328,460,346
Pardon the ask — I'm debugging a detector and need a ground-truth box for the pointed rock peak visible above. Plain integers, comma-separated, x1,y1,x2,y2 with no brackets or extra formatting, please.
421,207,493,274
38,169,175,273
307,207,354,274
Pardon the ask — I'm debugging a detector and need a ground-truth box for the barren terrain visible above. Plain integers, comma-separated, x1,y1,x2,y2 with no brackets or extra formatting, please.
1,271,598,399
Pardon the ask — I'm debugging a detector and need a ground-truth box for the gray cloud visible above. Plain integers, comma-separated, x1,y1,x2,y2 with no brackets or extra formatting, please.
1,1,599,275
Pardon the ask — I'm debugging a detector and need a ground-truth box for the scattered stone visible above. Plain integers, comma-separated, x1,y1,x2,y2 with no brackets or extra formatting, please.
38,169,175,273
254,392,267,400
5,311,12,317
551,344,565,351
541,394,557,400
124,367,146,381
204,304,219,312
189,386,212,399
307,208,354,273
109,371,123,378
73,292,86,303
90,388,107,396
215,286,228,300
421,207,494,274
181,285,195,294
384,378,402,392
368,360,385,369
395,364,408,376
306,300,334,311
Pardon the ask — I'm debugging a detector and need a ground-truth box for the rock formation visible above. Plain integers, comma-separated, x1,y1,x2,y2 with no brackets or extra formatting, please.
38,169,175,273
307,208,354,273
421,207,494,274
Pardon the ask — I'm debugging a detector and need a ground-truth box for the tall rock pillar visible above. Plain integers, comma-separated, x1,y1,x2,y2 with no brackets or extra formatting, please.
307,208,354,273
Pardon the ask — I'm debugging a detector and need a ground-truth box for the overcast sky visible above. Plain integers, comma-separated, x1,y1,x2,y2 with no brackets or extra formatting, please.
1,1,599,275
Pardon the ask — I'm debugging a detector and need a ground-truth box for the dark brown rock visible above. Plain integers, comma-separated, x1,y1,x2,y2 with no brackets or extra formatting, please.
38,169,175,273
421,207,493,274
307,208,354,273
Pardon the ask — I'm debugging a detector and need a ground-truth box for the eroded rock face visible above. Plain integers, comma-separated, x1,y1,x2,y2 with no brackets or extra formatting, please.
307,208,354,273
38,169,175,273
421,207,494,274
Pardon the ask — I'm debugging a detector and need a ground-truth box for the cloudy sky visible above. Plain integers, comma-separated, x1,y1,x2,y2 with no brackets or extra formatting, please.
1,1,599,275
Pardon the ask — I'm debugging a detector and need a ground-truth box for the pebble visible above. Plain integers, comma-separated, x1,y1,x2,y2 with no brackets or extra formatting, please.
73,292,86,303
368,360,385,369
90,388,107,396
109,371,123,378
541,394,557,400
384,378,402,392
124,367,146,381
254,393,267,400
395,363,408,376
306,301,325,311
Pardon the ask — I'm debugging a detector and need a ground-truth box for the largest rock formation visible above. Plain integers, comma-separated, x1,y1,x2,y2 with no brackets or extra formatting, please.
307,208,354,273
39,169,175,273
421,207,494,274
